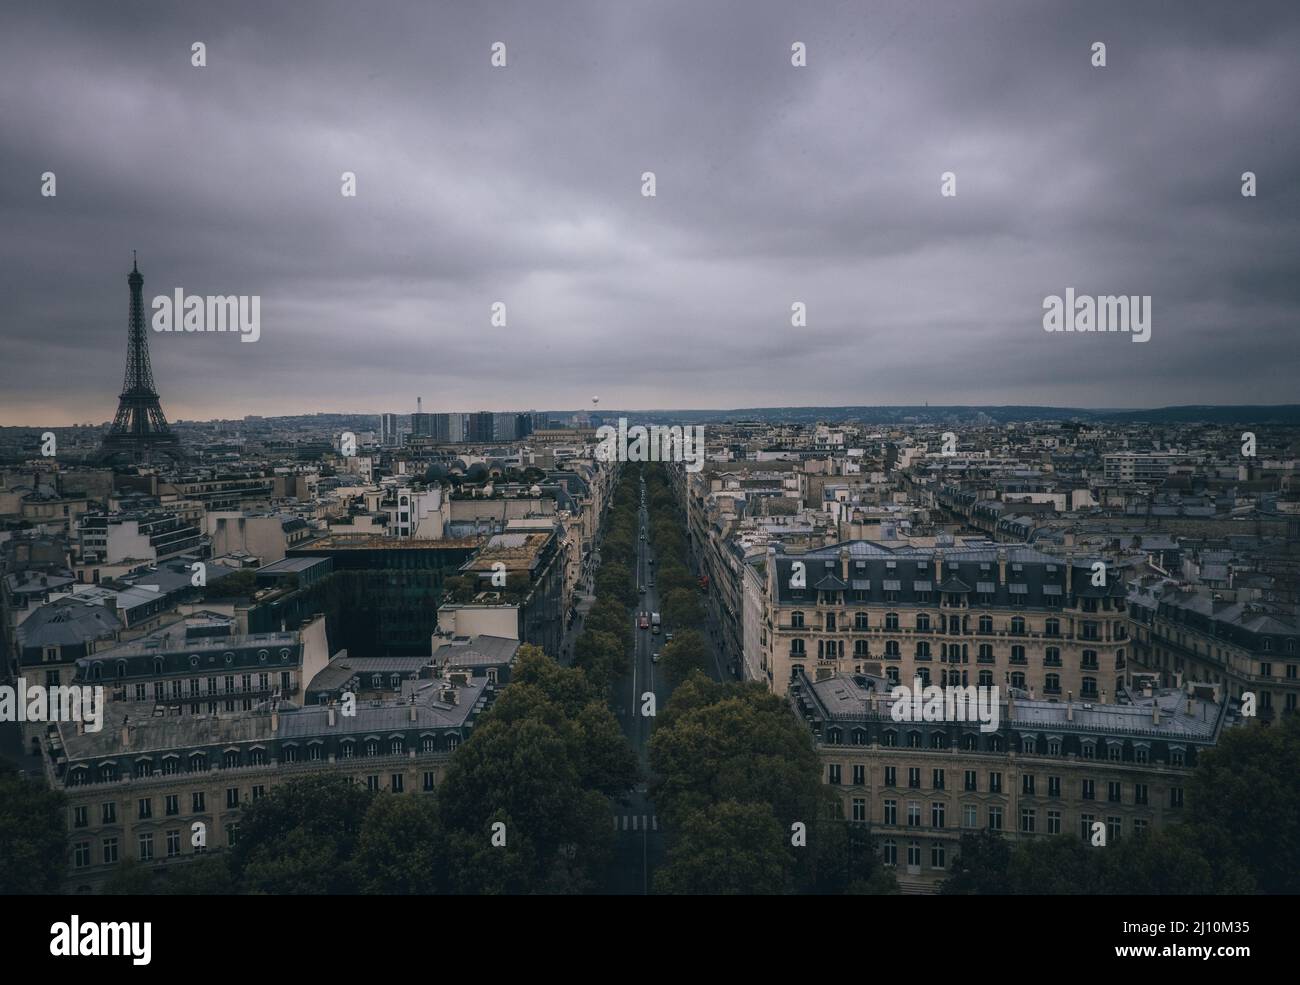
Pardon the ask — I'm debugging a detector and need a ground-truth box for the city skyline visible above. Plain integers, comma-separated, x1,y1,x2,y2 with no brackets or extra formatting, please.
3,0,1298,425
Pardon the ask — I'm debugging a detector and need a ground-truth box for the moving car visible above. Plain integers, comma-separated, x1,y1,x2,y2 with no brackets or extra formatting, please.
652,651,660,663
651,611,661,635
665,632,674,643
638,612,650,630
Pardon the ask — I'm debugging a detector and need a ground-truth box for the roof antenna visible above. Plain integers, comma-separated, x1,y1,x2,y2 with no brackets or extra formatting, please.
132,250,138,272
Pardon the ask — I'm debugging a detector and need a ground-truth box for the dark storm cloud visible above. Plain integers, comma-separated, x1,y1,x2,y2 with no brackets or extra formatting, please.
1,0,1296,424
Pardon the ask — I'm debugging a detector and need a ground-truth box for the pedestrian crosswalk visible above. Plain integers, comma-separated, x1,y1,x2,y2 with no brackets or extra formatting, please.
613,814,660,832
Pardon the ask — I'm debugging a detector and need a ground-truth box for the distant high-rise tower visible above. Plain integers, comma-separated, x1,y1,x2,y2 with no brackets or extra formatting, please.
98,255,184,463
380,412,402,447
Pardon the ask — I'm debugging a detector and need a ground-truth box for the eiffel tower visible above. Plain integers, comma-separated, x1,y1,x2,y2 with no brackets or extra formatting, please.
98,254,185,463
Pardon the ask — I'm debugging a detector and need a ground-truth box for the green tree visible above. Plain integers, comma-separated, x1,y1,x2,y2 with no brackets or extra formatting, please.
439,715,611,893
800,820,900,895
655,561,697,597
230,773,373,894
940,831,1014,894
353,792,445,894
162,854,237,895
661,628,709,687
650,674,822,832
0,766,66,894
1006,836,1104,895
654,800,792,895
102,858,158,895
240,826,349,895
437,648,635,893
662,587,703,629
204,567,258,599
585,596,633,650
595,562,635,608
573,630,626,691
1189,714,1300,894
651,526,685,561
1095,825,1243,895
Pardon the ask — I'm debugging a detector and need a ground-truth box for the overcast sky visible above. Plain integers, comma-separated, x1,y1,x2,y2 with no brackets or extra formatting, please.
1,0,1297,425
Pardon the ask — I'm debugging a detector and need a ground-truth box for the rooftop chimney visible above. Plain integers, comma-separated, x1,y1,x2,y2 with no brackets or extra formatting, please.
1066,691,1074,722
327,705,336,727
1152,701,1160,726
120,717,131,749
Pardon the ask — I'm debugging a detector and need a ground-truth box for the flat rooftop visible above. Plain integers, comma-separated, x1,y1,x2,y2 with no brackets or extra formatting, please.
805,673,1223,741
292,535,484,550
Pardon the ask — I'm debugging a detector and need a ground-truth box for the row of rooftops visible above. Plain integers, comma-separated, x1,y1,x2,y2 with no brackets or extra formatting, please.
305,635,520,698
51,676,492,770
79,620,300,662
765,541,1124,606
795,670,1231,743
1127,578,1298,642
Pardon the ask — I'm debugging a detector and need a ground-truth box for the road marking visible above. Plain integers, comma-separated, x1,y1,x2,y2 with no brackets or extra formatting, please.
613,814,660,832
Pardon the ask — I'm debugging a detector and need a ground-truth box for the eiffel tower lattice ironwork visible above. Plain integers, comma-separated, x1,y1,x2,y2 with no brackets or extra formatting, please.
99,254,184,463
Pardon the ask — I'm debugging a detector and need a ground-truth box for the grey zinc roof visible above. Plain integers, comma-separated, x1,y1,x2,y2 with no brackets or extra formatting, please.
257,556,327,574
804,673,1221,741
814,573,849,591
334,656,431,674
770,540,1113,608
90,624,297,661
4,569,77,596
17,598,122,648
59,679,489,761
435,635,520,666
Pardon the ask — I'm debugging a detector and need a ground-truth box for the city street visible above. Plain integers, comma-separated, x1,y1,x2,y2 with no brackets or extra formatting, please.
607,474,668,892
